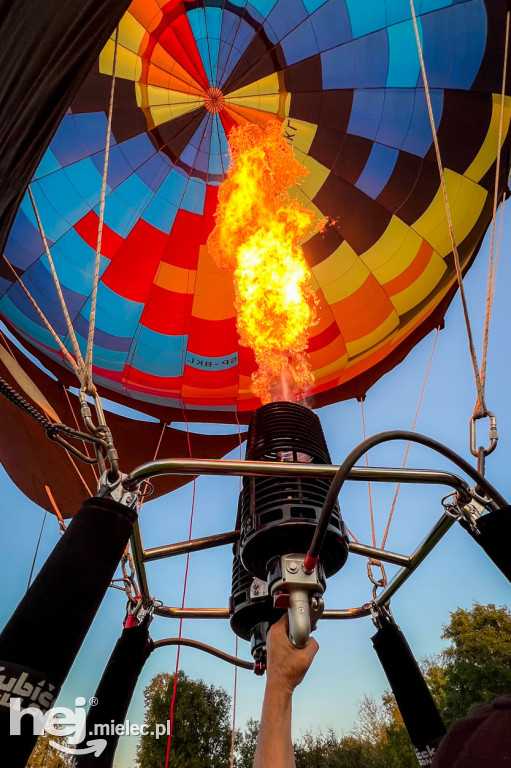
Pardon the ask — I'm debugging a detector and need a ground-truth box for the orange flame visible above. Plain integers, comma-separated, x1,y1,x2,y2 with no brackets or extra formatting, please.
208,121,322,404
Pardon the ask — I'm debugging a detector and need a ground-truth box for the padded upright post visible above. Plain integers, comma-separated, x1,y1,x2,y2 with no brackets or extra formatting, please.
460,506,511,582
0,497,136,768
372,613,446,766
75,619,154,767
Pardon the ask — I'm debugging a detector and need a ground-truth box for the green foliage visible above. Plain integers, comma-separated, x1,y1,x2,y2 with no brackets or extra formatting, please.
292,729,388,768
136,670,232,768
351,603,511,767
234,718,259,768
138,603,511,768
440,602,511,723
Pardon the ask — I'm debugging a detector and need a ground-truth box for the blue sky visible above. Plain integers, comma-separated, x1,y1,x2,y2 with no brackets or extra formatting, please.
1,204,511,766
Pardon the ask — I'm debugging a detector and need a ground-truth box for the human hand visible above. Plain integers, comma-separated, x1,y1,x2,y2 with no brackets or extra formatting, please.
266,614,319,695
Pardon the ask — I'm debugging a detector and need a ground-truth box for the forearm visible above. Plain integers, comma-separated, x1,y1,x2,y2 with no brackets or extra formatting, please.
253,684,295,768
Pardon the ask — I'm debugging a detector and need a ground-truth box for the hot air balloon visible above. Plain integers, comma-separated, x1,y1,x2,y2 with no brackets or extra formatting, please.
0,0,510,766
1,0,510,421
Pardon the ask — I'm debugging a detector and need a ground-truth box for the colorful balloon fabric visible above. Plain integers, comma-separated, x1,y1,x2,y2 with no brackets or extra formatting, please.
1,0,510,417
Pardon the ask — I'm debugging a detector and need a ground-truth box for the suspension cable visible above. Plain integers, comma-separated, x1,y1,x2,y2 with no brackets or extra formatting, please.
481,12,510,393
409,0,486,416
380,328,439,549
359,397,376,548
44,485,68,534
230,412,243,768
26,510,47,591
165,412,197,768
85,26,119,392
2,255,80,376
229,636,239,768
28,187,86,380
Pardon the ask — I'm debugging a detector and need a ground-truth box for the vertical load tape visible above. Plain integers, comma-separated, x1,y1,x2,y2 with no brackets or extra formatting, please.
371,613,446,766
0,497,137,768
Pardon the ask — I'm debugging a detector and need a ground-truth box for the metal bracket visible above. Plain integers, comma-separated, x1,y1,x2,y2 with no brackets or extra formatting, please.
250,578,269,600
459,492,488,534
268,553,325,648
96,470,139,508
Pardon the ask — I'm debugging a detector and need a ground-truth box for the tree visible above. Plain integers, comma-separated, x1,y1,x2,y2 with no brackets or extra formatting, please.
440,602,511,723
293,729,387,768
351,695,387,746
359,602,511,766
136,670,232,768
234,718,259,768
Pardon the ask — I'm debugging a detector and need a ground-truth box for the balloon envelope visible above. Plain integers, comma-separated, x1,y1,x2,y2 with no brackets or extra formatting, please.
1,0,510,420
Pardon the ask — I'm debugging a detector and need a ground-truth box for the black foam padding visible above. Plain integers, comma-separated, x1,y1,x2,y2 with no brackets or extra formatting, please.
0,497,137,768
460,506,511,582
75,621,154,767
372,615,446,765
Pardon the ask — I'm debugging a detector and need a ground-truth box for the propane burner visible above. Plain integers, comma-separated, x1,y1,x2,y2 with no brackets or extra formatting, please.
230,402,349,661
240,401,348,579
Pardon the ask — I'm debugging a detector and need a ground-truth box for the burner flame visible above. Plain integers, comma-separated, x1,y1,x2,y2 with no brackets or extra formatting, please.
208,121,322,404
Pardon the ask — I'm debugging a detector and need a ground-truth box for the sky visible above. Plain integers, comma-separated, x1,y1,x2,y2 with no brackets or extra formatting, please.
1,204,511,767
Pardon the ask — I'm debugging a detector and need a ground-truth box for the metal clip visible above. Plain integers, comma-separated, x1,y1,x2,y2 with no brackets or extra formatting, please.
96,470,139,508
441,493,462,520
124,594,155,627
470,410,498,458
367,559,387,601
459,492,488,535
369,600,392,629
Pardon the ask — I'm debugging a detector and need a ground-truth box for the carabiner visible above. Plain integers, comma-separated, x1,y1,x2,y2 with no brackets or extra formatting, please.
469,410,498,458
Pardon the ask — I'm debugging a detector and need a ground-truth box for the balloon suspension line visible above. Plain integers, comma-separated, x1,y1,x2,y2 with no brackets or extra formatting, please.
229,636,239,768
44,485,68,535
229,412,244,768
26,509,47,592
114,422,167,613
380,327,439,550
1,255,80,377
1,30,122,476
85,25,119,393
27,186,86,382
359,397,386,597
165,411,197,768
359,397,376,547
0,234,119,479
481,11,510,395
409,0,486,419
358,328,438,597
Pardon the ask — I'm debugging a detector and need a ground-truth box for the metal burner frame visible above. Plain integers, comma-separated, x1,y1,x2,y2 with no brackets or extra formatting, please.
120,455,500,672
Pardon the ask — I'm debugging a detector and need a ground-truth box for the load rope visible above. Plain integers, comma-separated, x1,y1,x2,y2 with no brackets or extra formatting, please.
85,26,119,392
409,0,486,417
164,411,196,768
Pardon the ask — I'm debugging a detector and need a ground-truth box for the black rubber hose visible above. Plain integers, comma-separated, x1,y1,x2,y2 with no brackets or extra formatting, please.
307,430,508,563
153,637,253,670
